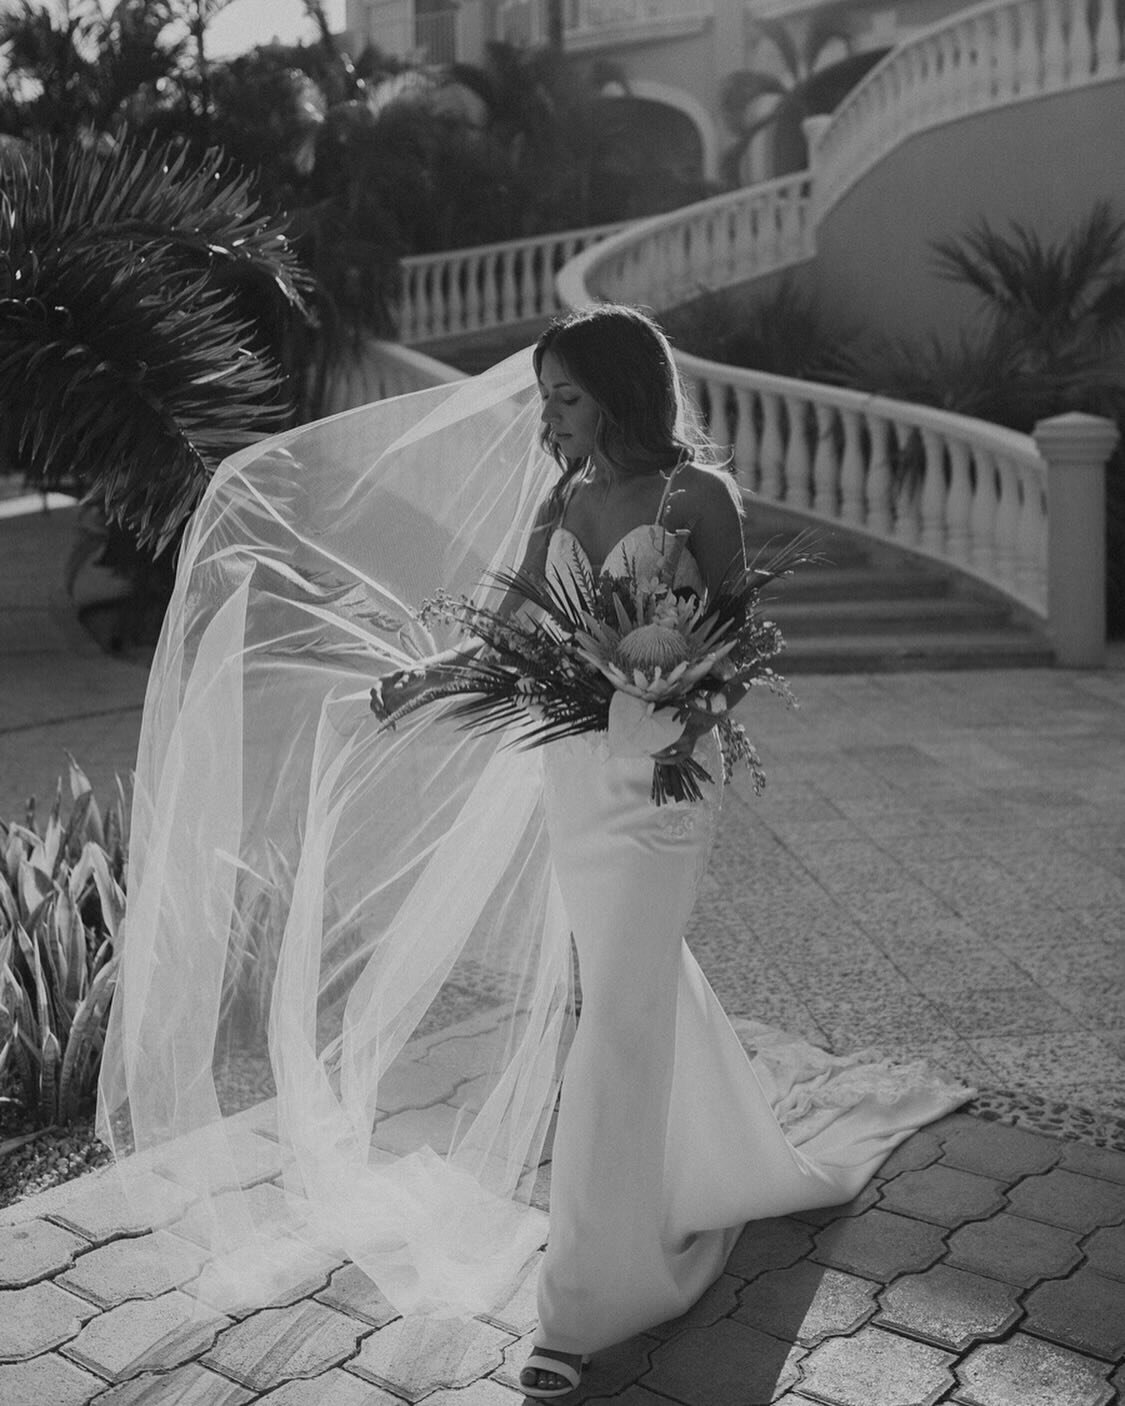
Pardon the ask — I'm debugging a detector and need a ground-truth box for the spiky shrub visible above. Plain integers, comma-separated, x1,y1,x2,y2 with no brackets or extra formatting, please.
0,760,128,1128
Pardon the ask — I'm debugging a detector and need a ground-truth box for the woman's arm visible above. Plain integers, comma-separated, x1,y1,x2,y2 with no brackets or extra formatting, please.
371,497,555,717
654,468,749,761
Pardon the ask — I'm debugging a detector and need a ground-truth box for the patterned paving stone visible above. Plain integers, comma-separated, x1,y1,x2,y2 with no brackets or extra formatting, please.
314,1262,401,1330
1083,1223,1125,1281
414,1382,529,1405
47,1170,195,1245
954,1333,1115,1406
876,1126,945,1178
56,1231,207,1308
643,1319,804,1406
877,1164,1007,1227
348,1315,513,1401
1005,1168,1125,1232
93,1363,256,1404
0,1219,89,1288
792,1182,882,1227
0,1351,105,1406
945,1211,1083,1287
796,1324,956,1406
259,1370,403,1403
61,1288,231,1382
726,1217,815,1280
201,1300,369,1392
1060,1141,1125,1185
734,1262,877,1347
648,1272,742,1339
875,1263,1021,1350
939,1117,1061,1181
0,1280,99,1361
472,1256,540,1338
812,1209,947,1280
1023,1265,1125,1359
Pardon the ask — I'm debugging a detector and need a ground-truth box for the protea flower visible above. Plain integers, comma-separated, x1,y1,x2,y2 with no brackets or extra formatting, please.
575,587,736,703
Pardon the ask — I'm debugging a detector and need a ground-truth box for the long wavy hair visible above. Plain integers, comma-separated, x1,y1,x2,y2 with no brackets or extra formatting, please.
533,304,724,518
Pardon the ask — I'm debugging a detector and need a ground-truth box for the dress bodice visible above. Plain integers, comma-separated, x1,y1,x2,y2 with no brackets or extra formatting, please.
546,523,705,597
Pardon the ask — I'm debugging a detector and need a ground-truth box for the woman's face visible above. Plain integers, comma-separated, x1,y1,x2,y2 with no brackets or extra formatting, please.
538,350,601,462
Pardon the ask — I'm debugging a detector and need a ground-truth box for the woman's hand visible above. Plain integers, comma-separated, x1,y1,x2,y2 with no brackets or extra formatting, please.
651,703,722,765
370,667,432,722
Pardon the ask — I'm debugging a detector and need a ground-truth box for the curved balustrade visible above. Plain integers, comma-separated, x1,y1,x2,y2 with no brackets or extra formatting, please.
556,175,814,312
813,0,1125,219
682,354,1048,616
399,222,625,344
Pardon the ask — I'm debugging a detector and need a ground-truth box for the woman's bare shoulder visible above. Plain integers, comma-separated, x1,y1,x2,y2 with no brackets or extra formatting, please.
669,462,743,522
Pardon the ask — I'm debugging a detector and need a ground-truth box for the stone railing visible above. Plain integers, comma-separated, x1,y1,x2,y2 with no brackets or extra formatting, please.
811,0,1125,219
679,353,1117,663
555,174,814,312
399,222,626,345
683,354,1050,615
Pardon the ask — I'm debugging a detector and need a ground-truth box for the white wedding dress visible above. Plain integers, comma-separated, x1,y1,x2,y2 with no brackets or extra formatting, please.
98,355,970,1349
535,522,969,1355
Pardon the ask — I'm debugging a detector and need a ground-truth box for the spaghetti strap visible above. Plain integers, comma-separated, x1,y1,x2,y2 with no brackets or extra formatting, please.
656,458,685,524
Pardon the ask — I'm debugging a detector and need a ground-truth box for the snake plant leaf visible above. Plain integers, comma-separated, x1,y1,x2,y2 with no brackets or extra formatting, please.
57,954,118,1127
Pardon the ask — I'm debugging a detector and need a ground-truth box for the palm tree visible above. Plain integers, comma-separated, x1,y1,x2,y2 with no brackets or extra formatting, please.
0,136,311,554
719,6,855,184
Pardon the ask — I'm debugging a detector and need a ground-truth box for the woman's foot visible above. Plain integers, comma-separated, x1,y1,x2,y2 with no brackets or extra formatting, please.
519,1347,587,1398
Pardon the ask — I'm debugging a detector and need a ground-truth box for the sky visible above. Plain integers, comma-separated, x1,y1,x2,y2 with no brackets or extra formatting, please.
17,1,349,60
204,0,348,58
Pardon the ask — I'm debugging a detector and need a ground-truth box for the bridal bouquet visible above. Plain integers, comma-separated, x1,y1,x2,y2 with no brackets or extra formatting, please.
371,533,817,805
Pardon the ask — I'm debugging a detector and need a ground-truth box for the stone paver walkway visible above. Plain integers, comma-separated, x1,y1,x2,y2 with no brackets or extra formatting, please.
2,500,1124,1404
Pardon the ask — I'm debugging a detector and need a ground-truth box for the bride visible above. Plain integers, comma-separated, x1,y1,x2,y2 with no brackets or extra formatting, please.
98,303,968,1401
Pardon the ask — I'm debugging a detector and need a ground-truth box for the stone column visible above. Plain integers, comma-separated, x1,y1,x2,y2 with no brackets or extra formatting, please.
1033,411,1120,667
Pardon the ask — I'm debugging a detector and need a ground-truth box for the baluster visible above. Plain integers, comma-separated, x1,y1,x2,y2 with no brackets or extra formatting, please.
425,262,442,340
994,4,1019,98
811,403,839,515
891,421,920,544
1067,0,1093,78
759,393,784,500
463,253,481,332
1093,0,1119,71
478,252,498,328
919,428,947,552
968,447,1000,574
1042,0,1067,87
1014,0,1041,93
864,413,894,534
783,395,812,509
445,255,464,335
966,15,988,106
945,438,973,561
733,387,758,490
993,455,1023,588
500,249,519,324
839,409,864,524
707,378,734,456
1015,462,1048,602
516,245,536,320
400,266,417,342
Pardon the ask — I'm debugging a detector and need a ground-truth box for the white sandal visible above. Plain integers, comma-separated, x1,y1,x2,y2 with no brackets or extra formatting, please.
519,1350,589,1399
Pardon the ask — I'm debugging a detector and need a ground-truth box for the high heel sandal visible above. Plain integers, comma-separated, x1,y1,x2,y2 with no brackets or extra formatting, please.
519,1349,590,1399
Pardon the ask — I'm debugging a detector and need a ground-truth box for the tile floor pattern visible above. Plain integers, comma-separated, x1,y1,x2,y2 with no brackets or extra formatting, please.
3,505,1125,1402
1,1112,1124,1405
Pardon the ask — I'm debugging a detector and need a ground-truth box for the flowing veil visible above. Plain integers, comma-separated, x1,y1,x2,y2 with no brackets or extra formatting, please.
97,349,574,1317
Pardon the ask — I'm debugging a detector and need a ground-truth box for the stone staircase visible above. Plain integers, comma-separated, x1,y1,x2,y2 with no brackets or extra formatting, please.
747,504,1053,672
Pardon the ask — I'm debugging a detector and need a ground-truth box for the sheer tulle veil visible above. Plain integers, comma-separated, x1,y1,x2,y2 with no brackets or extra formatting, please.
97,348,574,1317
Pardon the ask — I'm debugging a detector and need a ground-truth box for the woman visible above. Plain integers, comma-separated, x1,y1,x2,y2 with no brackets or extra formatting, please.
99,305,967,1398
374,306,968,1398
